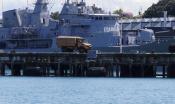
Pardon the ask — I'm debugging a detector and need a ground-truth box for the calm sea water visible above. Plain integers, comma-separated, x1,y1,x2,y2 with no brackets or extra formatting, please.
0,77,175,104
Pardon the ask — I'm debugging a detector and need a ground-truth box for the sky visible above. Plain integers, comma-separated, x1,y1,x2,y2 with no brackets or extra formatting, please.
0,0,159,18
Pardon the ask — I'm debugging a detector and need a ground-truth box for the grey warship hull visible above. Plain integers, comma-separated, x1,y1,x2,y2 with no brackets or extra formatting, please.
0,38,174,53
0,0,174,53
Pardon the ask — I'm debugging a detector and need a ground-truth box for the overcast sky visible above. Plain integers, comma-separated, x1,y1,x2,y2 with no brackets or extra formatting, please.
0,0,159,18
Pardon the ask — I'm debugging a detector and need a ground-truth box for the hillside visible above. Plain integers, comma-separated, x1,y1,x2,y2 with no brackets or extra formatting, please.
143,0,175,18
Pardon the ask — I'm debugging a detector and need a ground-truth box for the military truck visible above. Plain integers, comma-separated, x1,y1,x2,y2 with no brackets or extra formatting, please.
56,36,92,53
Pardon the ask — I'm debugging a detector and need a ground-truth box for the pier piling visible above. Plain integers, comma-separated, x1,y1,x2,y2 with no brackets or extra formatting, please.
0,63,5,76
120,64,131,77
167,63,175,78
131,64,144,77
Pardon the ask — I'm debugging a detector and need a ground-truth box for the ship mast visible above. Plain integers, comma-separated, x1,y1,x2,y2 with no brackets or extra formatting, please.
163,11,167,27
27,0,29,7
120,19,123,53
0,0,4,24
1,0,3,17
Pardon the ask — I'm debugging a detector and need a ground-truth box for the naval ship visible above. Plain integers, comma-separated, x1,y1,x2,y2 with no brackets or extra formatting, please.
0,0,174,53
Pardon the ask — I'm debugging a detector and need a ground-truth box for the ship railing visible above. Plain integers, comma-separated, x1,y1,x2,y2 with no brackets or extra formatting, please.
120,17,175,23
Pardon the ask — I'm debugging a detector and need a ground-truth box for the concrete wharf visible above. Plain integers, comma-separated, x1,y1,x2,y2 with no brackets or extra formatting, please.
0,52,175,78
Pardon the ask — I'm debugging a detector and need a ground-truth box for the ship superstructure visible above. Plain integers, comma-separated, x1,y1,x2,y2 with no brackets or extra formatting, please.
58,0,120,47
0,0,59,52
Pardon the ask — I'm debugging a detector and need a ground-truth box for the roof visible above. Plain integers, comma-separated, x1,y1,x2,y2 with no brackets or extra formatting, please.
57,36,84,39
88,14,118,17
120,17,175,23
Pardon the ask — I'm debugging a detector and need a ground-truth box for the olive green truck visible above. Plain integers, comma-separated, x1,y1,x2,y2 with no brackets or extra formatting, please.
56,36,92,53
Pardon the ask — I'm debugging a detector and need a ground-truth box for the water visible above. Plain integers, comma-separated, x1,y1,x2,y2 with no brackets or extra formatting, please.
0,77,175,104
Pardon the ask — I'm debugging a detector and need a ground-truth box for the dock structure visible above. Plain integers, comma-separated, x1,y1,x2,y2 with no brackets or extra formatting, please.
0,52,175,78
120,17,175,31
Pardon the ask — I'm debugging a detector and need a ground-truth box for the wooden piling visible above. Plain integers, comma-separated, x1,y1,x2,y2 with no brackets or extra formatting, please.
162,66,166,78
167,63,175,78
120,64,131,77
0,63,5,76
11,63,21,76
131,64,144,77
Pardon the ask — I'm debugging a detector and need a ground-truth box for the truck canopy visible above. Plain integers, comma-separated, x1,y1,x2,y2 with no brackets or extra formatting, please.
56,36,85,47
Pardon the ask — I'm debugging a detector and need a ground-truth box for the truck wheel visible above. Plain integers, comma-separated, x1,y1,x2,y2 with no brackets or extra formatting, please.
67,49,74,52
62,48,66,52
62,48,73,52
78,48,87,53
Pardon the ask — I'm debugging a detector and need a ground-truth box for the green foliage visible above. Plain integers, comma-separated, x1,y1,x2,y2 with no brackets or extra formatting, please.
113,9,133,19
50,12,59,20
113,8,123,15
143,0,175,18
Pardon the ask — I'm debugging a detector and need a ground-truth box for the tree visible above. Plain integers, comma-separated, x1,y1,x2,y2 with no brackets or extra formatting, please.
143,0,175,18
50,12,59,20
113,9,133,19
113,9,123,17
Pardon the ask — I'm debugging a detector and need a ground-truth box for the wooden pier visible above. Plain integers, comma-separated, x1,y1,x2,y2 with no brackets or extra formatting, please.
0,52,175,78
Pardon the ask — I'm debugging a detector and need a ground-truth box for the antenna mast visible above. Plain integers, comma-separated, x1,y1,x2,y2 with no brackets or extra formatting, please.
27,0,28,7
163,11,167,27
1,0,3,19
1,0,3,12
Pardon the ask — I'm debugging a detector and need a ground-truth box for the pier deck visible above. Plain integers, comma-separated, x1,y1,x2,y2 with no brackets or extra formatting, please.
0,52,175,78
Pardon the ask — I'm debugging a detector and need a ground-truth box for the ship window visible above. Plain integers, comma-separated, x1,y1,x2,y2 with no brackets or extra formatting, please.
43,18,46,24
111,17,115,20
91,17,94,20
108,17,113,20
43,5,47,10
95,17,98,20
65,20,70,24
13,12,16,16
104,16,116,20
104,17,109,20
99,17,102,20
